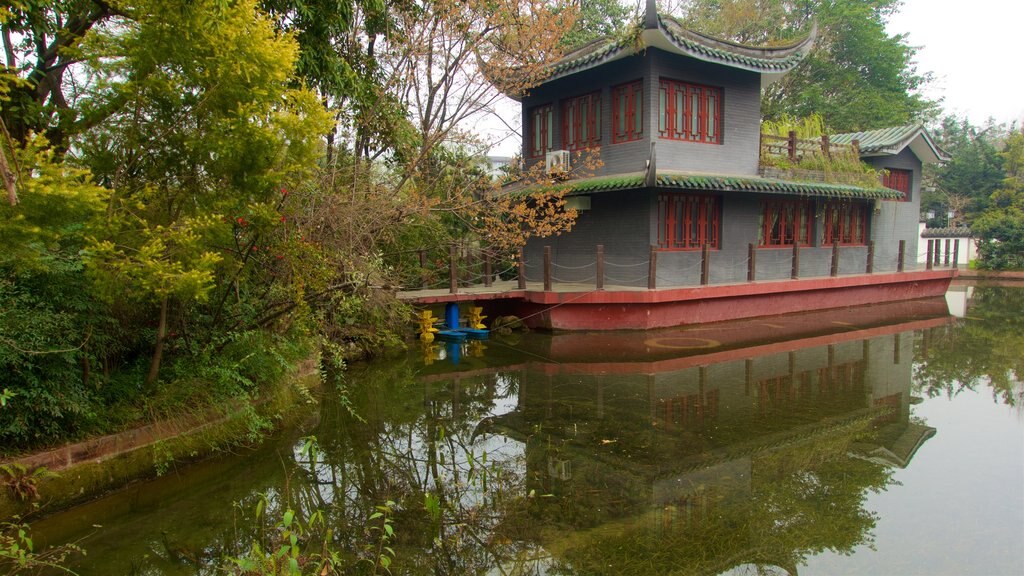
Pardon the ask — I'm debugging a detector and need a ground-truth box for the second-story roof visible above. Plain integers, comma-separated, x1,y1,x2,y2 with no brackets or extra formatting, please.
510,0,816,100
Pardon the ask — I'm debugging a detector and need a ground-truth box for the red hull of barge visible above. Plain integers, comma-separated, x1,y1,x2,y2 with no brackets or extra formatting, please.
511,270,955,331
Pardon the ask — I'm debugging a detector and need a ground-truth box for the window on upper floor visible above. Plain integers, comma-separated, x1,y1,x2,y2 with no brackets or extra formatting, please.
612,81,643,143
657,193,720,250
759,199,812,247
658,79,721,144
822,201,869,245
882,168,912,202
529,104,554,157
562,92,602,151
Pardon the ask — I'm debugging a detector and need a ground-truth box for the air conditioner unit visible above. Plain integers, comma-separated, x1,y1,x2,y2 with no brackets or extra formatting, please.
545,150,571,175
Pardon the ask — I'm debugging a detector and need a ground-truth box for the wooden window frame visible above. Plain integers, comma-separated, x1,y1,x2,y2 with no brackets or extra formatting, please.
759,199,813,248
882,168,912,202
657,193,721,250
612,81,643,143
528,104,554,158
562,92,602,151
658,79,722,144
822,201,869,246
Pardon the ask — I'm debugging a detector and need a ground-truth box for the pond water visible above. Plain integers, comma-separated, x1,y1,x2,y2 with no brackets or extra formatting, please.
31,286,1024,575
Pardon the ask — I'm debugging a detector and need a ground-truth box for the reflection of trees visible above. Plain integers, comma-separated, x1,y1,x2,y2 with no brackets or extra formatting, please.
284,361,542,575
915,287,1024,406
47,328,921,575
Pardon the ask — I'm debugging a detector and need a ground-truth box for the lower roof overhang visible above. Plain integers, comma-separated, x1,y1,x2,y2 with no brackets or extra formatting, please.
501,170,904,201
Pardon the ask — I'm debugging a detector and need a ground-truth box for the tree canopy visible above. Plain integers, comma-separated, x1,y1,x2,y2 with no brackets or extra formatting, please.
0,0,585,451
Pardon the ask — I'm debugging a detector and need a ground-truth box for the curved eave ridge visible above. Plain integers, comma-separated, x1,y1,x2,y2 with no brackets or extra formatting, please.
657,16,815,73
541,15,815,86
548,39,630,77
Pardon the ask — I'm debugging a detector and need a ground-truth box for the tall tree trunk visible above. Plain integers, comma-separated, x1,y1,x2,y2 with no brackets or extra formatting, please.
0,119,17,205
145,296,169,387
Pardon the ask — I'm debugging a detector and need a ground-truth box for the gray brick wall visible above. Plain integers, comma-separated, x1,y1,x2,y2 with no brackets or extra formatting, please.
866,149,923,272
526,189,881,287
520,49,762,178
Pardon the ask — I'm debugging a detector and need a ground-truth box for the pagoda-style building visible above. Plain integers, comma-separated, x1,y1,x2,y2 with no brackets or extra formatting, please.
506,1,948,288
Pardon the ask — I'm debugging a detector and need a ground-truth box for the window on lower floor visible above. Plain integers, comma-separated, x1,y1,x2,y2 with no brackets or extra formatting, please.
882,168,912,201
563,92,601,150
657,193,721,250
822,201,869,245
759,199,812,247
658,79,721,143
529,104,554,157
612,81,643,143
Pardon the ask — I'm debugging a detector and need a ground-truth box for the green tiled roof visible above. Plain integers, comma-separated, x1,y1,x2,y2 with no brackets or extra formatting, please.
659,16,812,72
523,14,815,93
655,173,900,199
921,227,972,238
832,124,949,162
505,171,902,200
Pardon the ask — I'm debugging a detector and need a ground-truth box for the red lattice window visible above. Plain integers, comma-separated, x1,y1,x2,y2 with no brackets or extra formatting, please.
759,199,812,247
822,201,869,245
529,104,553,158
658,79,721,144
562,92,601,150
882,168,912,202
612,81,643,143
657,193,720,250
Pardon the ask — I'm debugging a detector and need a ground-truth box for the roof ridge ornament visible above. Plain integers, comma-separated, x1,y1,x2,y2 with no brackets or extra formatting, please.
645,0,658,30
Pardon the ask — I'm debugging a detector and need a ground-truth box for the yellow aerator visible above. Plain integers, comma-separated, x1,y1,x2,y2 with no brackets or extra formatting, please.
416,310,440,342
467,306,487,330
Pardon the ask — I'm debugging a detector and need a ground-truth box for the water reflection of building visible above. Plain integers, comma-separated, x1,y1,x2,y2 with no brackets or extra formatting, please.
474,299,950,575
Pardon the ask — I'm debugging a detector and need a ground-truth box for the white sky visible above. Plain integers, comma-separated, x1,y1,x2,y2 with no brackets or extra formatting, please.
478,0,1024,157
886,0,1024,128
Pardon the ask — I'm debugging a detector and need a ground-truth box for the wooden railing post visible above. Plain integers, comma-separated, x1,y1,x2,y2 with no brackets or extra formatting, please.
830,242,840,277
418,249,428,288
866,241,875,273
648,245,658,290
449,244,458,293
953,239,960,269
788,130,798,161
596,244,605,290
852,138,860,157
821,134,831,159
944,239,951,266
898,239,906,272
517,248,526,289
791,242,800,279
934,241,941,266
701,243,711,285
748,243,757,282
543,245,552,292
484,253,492,287
926,239,934,270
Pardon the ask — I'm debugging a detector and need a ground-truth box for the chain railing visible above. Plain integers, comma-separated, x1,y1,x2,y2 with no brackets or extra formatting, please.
398,238,960,295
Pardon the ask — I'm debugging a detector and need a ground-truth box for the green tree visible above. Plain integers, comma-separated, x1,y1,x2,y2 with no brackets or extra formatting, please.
559,0,635,48
0,0,121,152
972,131,1024,269
681,0,937,132
924,116,1007,224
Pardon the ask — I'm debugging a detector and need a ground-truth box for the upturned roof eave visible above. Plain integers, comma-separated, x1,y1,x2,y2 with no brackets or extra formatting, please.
502,11,815,99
